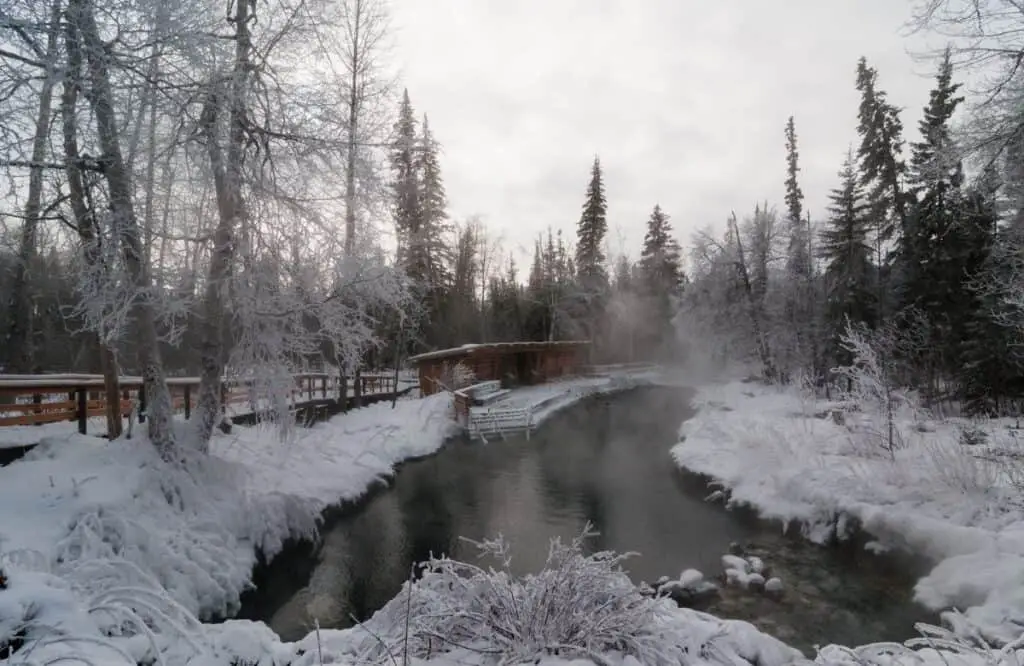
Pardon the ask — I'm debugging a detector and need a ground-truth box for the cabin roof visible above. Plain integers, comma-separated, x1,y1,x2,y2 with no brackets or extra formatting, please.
407,340,590,364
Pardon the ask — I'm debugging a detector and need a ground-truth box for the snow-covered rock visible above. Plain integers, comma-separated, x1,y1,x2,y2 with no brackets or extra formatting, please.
679,568,704,587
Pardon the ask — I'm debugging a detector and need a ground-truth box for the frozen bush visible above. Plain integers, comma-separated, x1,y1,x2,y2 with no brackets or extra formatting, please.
349,525,750,666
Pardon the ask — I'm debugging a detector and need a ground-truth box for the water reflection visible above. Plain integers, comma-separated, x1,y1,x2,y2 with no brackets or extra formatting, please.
256,386,934,653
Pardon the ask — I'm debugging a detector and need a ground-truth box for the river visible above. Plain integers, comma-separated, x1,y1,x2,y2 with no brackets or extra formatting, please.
239,385,935,653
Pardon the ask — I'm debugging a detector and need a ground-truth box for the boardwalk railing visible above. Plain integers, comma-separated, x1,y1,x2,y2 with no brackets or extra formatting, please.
0,372,401,435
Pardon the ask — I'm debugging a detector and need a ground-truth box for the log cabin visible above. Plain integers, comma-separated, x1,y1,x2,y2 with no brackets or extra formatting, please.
408,340,590,396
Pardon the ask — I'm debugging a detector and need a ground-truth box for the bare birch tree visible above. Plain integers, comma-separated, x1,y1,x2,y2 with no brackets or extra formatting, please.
69,0,176,451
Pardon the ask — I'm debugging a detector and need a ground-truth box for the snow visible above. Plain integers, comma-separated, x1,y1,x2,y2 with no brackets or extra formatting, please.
6,370,756,666
674,380,1024,646
7,370,1024,666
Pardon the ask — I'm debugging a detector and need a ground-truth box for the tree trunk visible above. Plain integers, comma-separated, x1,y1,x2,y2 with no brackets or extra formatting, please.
195,0,253,446
61,2,123,439
100,344,122,438
72,0,174,454
343,0,361,257
5,0,61,373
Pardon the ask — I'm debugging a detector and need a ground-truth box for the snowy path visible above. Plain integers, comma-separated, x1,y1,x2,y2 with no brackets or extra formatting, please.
673,381,1024,645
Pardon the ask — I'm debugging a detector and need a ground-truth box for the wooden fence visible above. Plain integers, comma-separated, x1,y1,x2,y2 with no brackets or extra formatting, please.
0,372,400,435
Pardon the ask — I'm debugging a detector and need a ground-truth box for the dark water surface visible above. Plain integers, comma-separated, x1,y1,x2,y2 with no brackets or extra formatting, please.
244,386,936,653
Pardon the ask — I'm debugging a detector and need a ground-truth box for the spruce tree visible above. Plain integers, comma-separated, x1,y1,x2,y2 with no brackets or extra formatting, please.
415,115,453,286
639,204,685,352
414,114,454,346
901,51,966,391
784,116,809,277
390,89,420,271
576,156,609,289
855,58,908,244
574,156,609,350
820,150,876,365
783,116,816,380
958,168,1016,413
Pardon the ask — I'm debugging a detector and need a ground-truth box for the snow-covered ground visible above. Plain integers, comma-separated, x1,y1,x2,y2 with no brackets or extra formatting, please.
5,371,1023,666
675,380,1024,647
2,370,783,666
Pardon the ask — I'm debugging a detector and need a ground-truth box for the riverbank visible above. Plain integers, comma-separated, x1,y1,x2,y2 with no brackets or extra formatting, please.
0,370,697,665
673,380,1024,646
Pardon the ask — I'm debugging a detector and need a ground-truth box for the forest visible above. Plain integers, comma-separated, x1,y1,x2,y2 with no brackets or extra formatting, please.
1,0,1024,457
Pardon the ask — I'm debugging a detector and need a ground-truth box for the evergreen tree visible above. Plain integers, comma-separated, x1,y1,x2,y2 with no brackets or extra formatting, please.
576,156,609,288
820,150,876,365
855,58,908,244
415,114,453,294
638,204,685,352
574,156,609,350
784,116,809,278
389,94,453,350
958,168,1019,413
900,51,966,391
782,116,818,380
391,89,420,270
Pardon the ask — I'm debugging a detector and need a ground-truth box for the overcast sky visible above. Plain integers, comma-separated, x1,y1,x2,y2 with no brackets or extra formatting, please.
389,1,944,266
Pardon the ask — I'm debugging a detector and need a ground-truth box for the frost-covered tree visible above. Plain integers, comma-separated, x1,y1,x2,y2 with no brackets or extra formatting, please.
340,0,392,257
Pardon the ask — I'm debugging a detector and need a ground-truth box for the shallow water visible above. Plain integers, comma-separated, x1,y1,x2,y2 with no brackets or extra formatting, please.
241,385,936,653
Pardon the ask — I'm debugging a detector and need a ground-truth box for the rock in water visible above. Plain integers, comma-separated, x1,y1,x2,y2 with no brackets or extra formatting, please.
728,542,745,556
656,575,670,585
765,577,784,599
722,554,749,573
747,556,765,574
746,573,766,591
679,568,703,588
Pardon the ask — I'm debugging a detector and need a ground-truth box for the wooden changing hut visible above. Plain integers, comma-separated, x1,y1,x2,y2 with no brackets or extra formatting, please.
409,340,590,397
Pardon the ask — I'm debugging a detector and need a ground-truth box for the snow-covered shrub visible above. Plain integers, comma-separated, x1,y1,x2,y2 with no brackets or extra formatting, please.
832,322,916,458
923,435,1002,497
348,525,736,666
815,616,1024,666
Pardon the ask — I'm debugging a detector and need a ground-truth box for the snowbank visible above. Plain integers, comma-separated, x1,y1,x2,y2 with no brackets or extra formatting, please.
674,380,1024,645
0,373,677,665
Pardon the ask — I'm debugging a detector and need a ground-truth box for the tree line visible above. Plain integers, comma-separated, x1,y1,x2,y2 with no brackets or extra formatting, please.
684,9,1024,415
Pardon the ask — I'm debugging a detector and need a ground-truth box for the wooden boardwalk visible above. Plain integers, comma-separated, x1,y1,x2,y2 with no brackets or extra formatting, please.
0,372,413,436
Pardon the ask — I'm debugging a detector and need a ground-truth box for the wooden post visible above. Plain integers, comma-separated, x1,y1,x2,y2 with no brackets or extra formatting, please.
77,388,87,434
184,384,191,419
321,376,327,398
138,382,147,423
32,392,42,426
67,390,76,422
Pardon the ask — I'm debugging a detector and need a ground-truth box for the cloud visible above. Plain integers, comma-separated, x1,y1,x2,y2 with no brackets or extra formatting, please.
390,0,941,267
